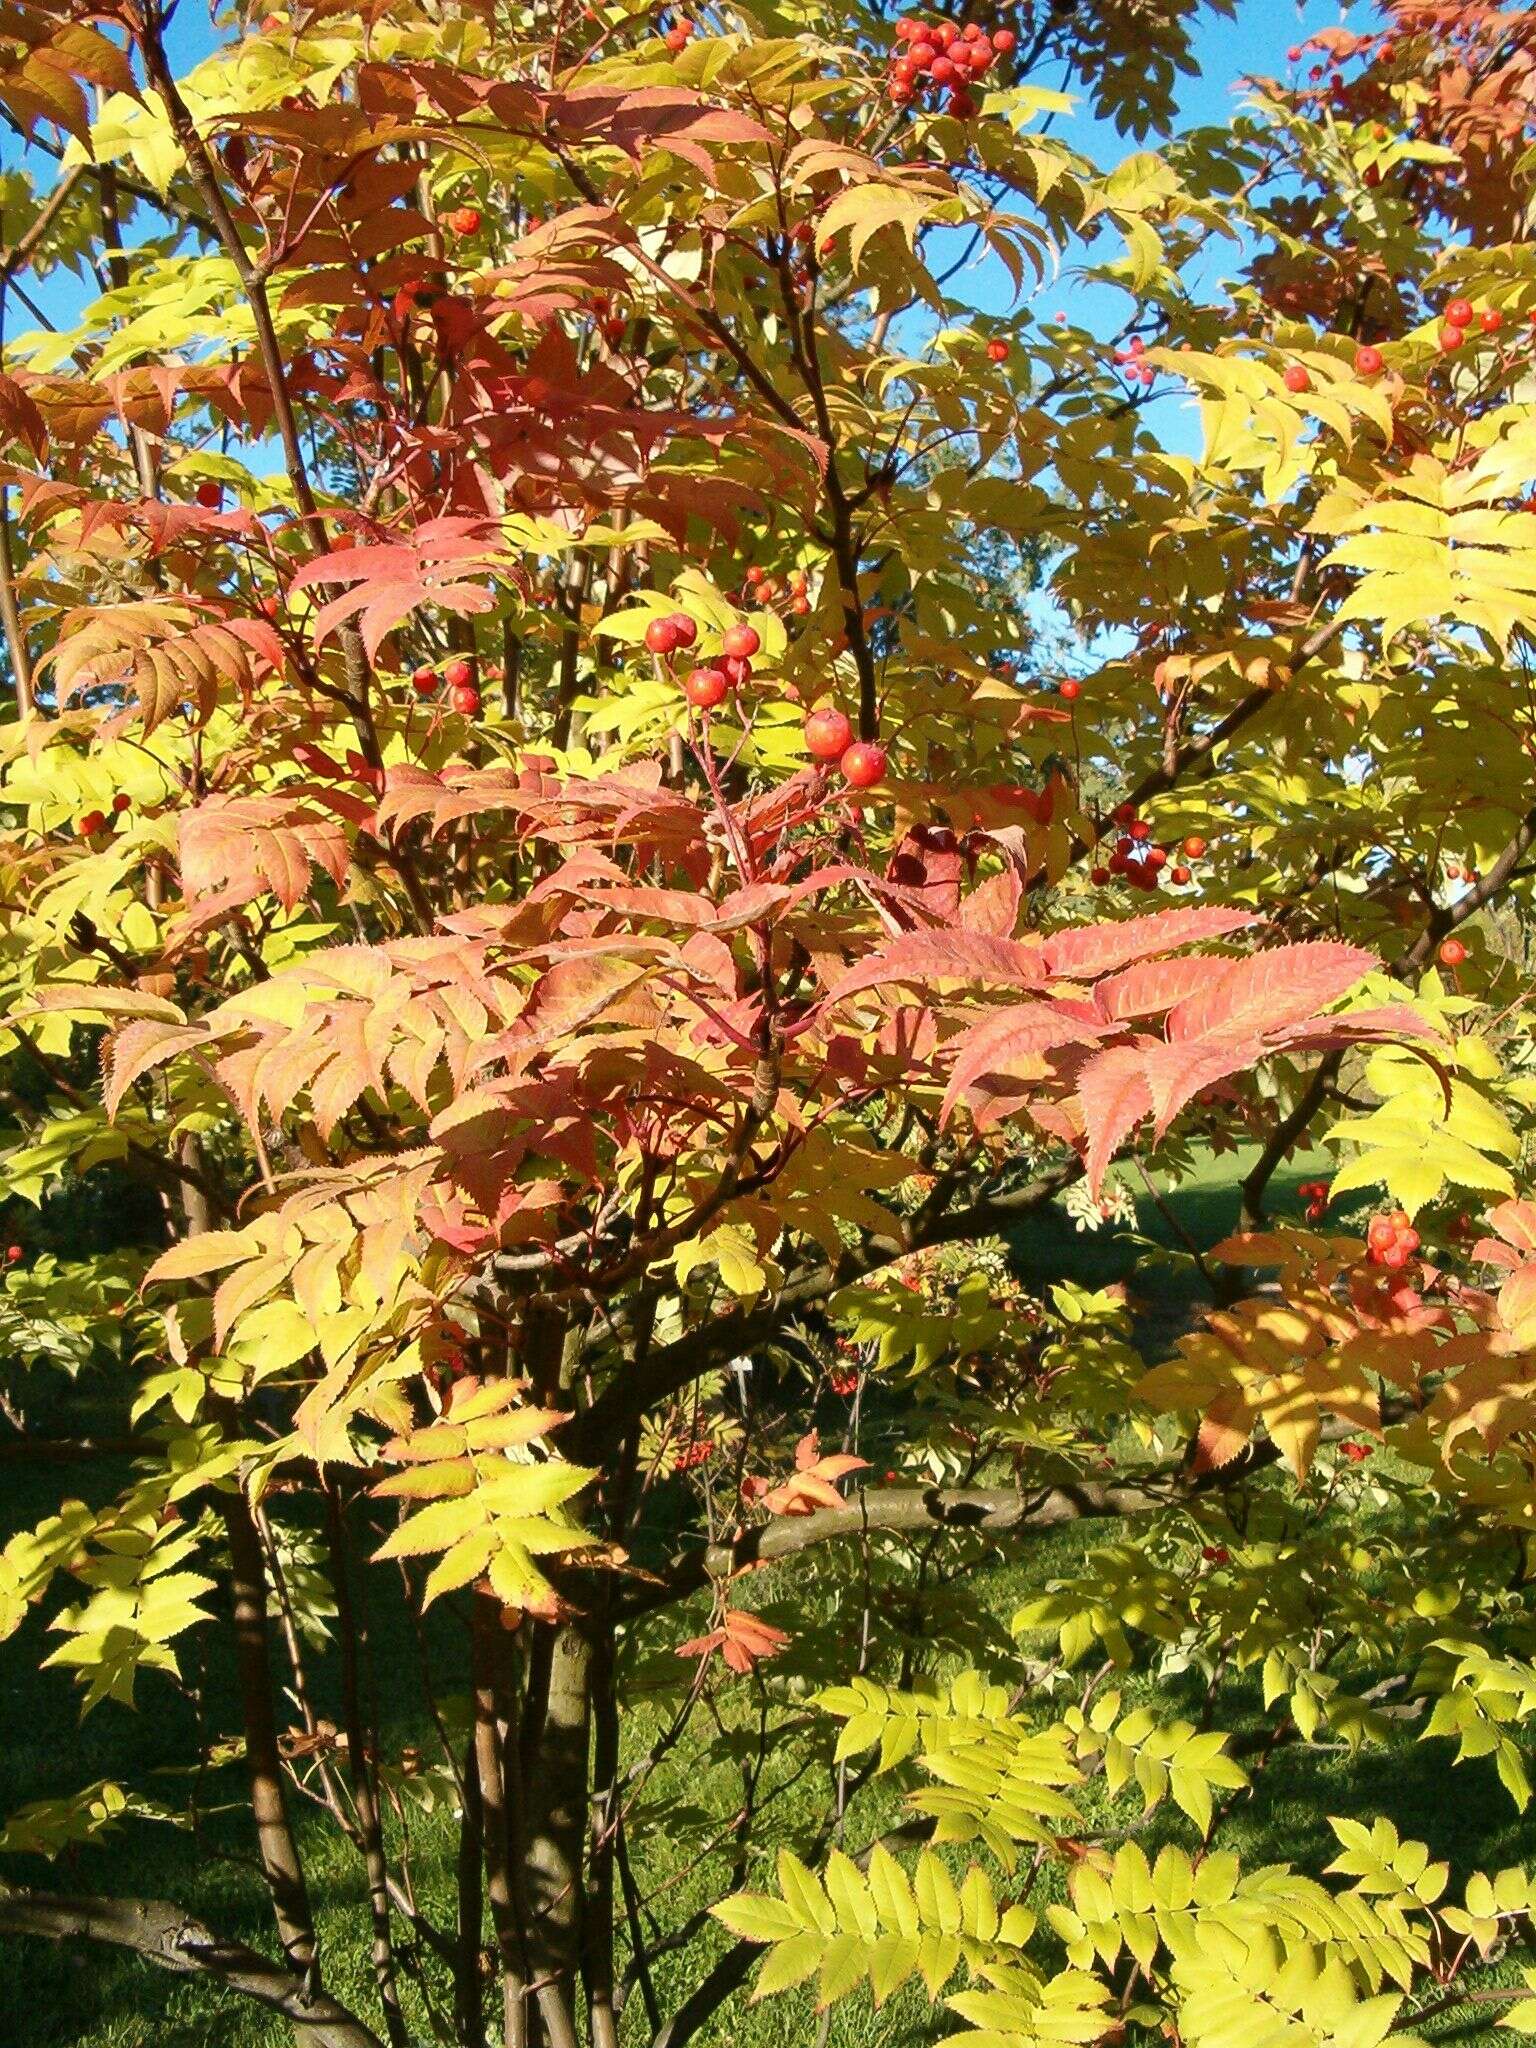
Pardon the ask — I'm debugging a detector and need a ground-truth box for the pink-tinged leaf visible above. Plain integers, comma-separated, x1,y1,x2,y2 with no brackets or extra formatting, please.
1139,1035,1263,1140
1259,1004,1439,1056
940,999,1106,1125
958,866,1023,938
1092,954,1220,1022
1165,941,1373,1044
1479,1199,1536,1265
1040,905,1259,982
290,517,508,662
103,1019,208,1118
1078,1043,1156,1192
180,796,351,911
826,930,1048,1005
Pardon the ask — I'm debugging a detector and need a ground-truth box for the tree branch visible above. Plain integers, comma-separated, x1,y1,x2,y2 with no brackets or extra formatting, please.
0,1891,382,2048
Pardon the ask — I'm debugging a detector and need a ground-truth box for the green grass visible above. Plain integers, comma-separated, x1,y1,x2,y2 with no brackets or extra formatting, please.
0,1148,1526,2045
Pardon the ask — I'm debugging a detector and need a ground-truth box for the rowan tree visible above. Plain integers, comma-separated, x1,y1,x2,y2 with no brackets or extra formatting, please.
3,4,1536,2047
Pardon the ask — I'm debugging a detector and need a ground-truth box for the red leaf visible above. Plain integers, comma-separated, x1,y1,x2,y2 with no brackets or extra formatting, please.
1092,954,1218,1022
1040,905,1258,982
1165,941,1373,1043
1078,1043,1156,1192
941,999,1106,1126
826,930,1048,1005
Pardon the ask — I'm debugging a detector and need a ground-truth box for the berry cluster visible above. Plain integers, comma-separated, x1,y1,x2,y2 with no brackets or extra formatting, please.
743,563,812,616
828,1368,860,1397
77,794,133,837
1297,1178,1330,1223
1111,335,1155,387
1339,1440,1375,1464
588,292,628,348
1434,294,1509,355
1366,1209,1419,1268
1089,806,1206,893
674,1435,715,1471
804,706,885,789
645,611,700,658
887,17,1015,117
652,617,756,710
662,14,696,54
412,656,482,716
1200,1544,1230,1566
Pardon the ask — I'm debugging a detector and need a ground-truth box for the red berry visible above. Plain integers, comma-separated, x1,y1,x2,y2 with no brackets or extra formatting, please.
1146,846,1168,870
1438,324,1465,353
412,664,438,695
1129,819,1152,842
443,657,474,688
908,39,937,66
1398,1227,1420,1254
986,337,1009,363
1382,1242,1410,1269
1182,834,1207,858
1090,865,1111,885
1367,1216,1396,1250
805,706,854,760
1202,1545,1229,1565
932,20,956,48
1112,802,1138,826
449,684,481,716
1354,344,1384,376
930,54,956,83
1059,679,1081,702
994,28,1015,52
196,481,223,508
684,666,728,709
645,617,682,655
840,741,886,789
745,564,766,585
1283,363,1311,393
720,654,753,687
1480,307,1503,333
1438,936,1467,967
1171,864,1192,885
4,1245,21,1264
664,25,688,50
449,206,481,237
667,612,698,648
78,810,107,836
112,793,131,814
1445,297,1474,328
721,622,760,660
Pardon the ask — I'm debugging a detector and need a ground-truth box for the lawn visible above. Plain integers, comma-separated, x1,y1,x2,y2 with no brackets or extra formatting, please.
0,1147,1526,2046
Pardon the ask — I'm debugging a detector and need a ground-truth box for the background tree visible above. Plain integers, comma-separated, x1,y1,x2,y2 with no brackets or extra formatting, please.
3,4,1536,2047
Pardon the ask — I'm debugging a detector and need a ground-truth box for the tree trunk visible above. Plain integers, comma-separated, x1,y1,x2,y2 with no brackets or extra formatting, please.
472,1593,530,2048
221,1486,321,1978
521,1621,592,2048
324,1484,408,2047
